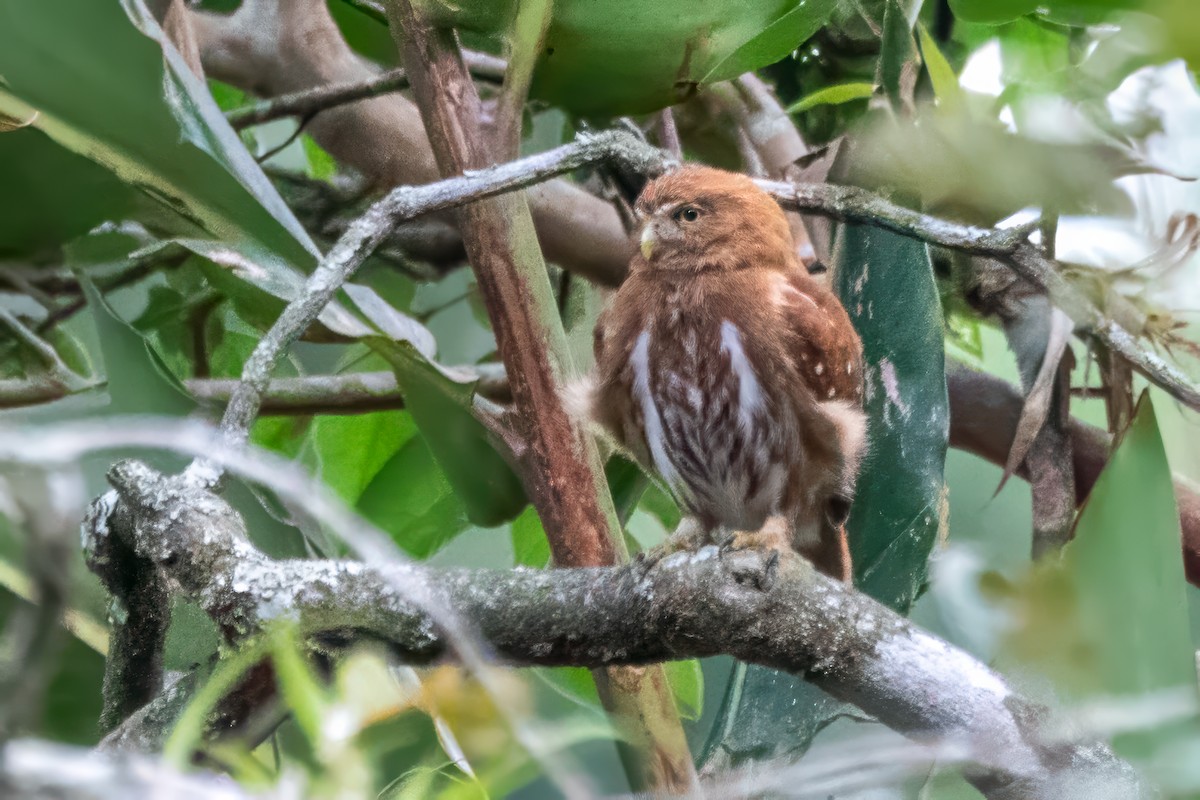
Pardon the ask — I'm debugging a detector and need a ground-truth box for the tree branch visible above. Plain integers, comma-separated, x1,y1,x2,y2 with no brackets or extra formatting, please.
948,363,1200,583
185,364,509,415
761,180,1200,412
0,738,263,800
190,0,631,285
182,128,668,485
224,50,503,130
83,459,1144,800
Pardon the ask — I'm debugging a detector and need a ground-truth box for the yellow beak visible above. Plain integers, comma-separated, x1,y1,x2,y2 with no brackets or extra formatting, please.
640,225,656,260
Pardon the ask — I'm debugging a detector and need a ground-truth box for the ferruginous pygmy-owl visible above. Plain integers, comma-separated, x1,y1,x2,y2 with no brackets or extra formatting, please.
578,165,866,581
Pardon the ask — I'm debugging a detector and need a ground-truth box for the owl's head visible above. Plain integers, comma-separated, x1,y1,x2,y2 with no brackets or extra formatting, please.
632,165,796,273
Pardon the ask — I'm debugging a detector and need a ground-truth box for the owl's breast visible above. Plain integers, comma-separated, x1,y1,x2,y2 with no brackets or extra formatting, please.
625,315,797,530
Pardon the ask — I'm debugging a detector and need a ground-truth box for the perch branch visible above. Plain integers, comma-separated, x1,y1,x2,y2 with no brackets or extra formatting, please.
83,459,1143,800
184,365,1200,586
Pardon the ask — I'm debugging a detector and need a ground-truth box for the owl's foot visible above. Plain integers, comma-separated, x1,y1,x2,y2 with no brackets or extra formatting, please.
720,516,791,554
636,517,708,570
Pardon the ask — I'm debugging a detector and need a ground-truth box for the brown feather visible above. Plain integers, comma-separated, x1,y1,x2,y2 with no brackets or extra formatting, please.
588,165,866,580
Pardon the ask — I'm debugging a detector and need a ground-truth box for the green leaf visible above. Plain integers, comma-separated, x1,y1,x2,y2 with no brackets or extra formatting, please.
916,23,964,114
526,0,845,115
664,659,703,720
66,239,194,416
605,456,649,527
0,0,318,268
786,82,876,114
947,0,1037,24
638,482,682,533
878,0,919,110
701,0,839,86
510,505,551,568
356,432,471,558
311,411,416,506
1045,394,1190,696
704,189,948,768
302,135,338,182
371,339,526,527
0,128,136,258
838,230,948,610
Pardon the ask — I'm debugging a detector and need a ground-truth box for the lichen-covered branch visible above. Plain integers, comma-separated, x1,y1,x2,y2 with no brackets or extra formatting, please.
759,180,1200,412
84,459,1143,800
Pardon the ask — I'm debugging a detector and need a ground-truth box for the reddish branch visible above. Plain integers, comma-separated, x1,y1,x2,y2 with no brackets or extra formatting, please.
386,2,696,791
948,364,1200,582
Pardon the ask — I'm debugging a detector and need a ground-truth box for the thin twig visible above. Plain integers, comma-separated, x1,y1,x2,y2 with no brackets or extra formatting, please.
657,107,683,160
227,68,409,130
224,50,506,130
186,365,510,415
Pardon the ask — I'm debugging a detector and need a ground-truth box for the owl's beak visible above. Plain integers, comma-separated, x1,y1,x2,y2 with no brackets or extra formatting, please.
640,224,656,260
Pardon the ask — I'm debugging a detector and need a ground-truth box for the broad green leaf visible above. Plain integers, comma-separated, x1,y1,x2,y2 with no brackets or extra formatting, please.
854,110,1140,223
371,339,526,527
663,659,703,720
705,177,948,767
66,245,194,417
311,412,416,506
330,0,399,65
1007,394,1192,698
0,0,318,269
605,456,649,526
786,82,876,114
838,230,948,608
997,17,1070,92
303,135,339,182
0,128,136,258
511,506,551,568
701,0,839,86
638,483,682,534
356,431,471,558
431,0,839,115
878,0,919,110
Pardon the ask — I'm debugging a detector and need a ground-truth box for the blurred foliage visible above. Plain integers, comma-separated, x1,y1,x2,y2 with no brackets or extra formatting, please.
1,0,1200,797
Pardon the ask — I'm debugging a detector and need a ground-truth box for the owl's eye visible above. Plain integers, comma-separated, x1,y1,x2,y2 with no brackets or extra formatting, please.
674,206,701,223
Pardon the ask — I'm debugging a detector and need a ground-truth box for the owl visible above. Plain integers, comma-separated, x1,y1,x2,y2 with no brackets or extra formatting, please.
579,165,867,580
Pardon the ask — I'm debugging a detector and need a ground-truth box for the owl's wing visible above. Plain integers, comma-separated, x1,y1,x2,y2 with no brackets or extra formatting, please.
778,271,864,405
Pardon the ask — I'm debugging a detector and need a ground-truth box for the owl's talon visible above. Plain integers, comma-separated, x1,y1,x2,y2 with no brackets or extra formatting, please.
762,550,780,589
724,548,781,591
